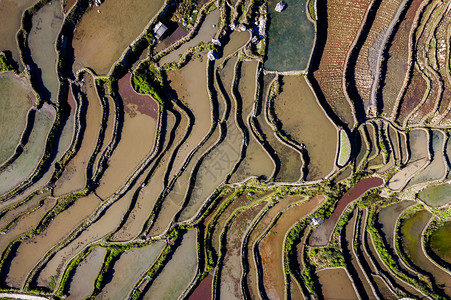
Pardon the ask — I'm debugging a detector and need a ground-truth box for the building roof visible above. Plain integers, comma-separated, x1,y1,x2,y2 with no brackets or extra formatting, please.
154,22,168,39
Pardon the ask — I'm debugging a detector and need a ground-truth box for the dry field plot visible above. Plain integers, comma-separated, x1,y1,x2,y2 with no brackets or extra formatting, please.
312,0,372,127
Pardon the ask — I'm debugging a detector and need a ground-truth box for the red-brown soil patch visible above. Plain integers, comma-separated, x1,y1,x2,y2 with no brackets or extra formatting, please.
189,274,212,300
118,73,158,119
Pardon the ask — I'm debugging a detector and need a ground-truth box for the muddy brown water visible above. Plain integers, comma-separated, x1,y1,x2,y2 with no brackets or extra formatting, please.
143,230,198,300
72,0,165,75
36,194,132,287
381,0,424,118
0,73,35,165
177,57,243,222
188,273,212,300
217,31,250,64
54,74,103,196
309,177,384,246
229,60,274,182
5,194,100,288
98,241,165,300
149,124,221,237
256,76,303,182
0,197,56,257
0,193,45,230
401,209,451,297
209,192,272,257
95,75,159,199
344,209,378,299
259,196,323,299
316,268,358,299
289,275,305,300
0,104,55,196
0,0,38,71
159,9,220,65
165,55,212,181
92,95,115,176
112,111,178,241
219,202,266,299
245,193,299,296
274,75,337,181
67,247,106,300
28,1,63,103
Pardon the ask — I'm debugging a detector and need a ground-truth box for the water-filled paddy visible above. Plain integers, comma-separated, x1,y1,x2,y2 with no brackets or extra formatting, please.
28,1,63,103
0,73,35,165
0,197,56,257
388,129,430,190
92,94,115,176
143,230,198,300
418,183,451,207
430,221,451,265
256,75,303,182
309,177,384,246
149,126,221,236
177,56,243,222
408,130,447,186
95,74,159,199
377,200,415,249
0,0,38,70
99,241,165,300
5,194,100,288
72,0,165,75
165,55,212,181
36,195,132,288
112,111,178,242
316,268,358,300
274,75,337,180
259,196,323,299
219,202,266,299
0,104,55,196
67,247,106,300
229,60,274,182
342,209,377,299
159,9,220,65
265,0,314,71
400,209,451,296
54,74,103,196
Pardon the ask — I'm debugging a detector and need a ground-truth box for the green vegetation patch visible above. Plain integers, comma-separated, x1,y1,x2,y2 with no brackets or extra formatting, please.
307,0,316,21
132,61,166,107
430,221,451,264
308,244,345,269
418,183,451,208
0,53,16,72
337,129,351,167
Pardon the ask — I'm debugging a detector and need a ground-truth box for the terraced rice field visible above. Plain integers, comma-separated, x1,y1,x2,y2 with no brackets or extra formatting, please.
429,221,451,265
273,75,337,180
0,72,35,165
72,0,165,75
28,1,63,103
0,0,38,71
2,0,451,299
